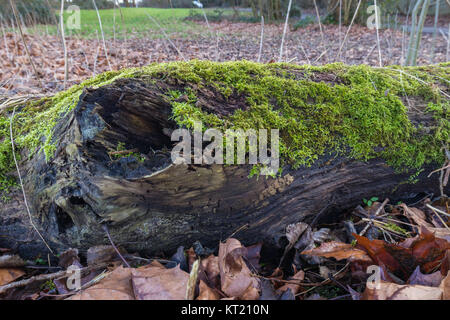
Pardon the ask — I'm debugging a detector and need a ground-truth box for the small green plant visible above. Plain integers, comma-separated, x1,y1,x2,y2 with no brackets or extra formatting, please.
312,284,346,299
384,223,409,236
112,142,145,163
35,257,46,265
351,239,357,247
40,280,56,291
363,197,379,207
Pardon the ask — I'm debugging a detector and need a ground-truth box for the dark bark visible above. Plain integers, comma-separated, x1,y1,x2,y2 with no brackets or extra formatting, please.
0,77,442,259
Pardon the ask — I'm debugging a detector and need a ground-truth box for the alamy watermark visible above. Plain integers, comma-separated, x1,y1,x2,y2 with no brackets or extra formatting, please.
367,5,381,30
366,265,382,290
67,5,81,30
66,265,81,291
170,121,280,176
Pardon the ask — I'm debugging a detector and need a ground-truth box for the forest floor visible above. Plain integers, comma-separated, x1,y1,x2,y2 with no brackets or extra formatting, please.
1,19,449,95
0,197,449,300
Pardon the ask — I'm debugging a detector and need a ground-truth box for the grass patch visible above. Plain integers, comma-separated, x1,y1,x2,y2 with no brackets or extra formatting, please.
26,7,236,39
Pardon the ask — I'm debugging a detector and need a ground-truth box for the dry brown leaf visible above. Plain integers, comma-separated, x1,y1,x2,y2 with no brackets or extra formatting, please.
58,248,81,269
276,270,305,295
245,243,262,270
199,254,220,289
218,238,260,299
401,204,431,227
68,266,134,300
407,266,443,287
301,241,372,262
86,245,127,266
286,222,308,245
268,267,284,289
0,254,26,268
354,229,450,278
402,204,450,240
442,250,450,275
186,247,197,272
441,271,450,300
197,280,221,300
0,268,25,286
363,281,443,300
240,285,260,300
131,264,189,300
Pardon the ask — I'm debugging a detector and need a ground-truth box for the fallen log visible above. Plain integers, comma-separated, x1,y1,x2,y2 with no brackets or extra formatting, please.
0,61,448,259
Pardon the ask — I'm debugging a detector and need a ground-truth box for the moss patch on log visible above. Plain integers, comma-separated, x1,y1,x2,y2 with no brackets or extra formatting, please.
0,61,449,197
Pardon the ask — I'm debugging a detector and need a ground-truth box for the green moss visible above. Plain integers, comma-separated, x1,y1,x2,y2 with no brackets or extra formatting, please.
112,142,146,162
0,61,448,199
163,61,448,171
384,222,409,236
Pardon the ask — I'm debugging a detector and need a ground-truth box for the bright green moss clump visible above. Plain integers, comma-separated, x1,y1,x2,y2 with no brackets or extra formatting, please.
165,61,449,170
0,61,448,198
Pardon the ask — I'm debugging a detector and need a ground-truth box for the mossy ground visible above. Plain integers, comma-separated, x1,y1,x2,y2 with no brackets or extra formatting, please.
0,61,448,199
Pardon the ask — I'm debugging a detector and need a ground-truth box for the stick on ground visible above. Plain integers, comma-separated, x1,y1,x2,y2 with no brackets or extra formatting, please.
278,0,293,62
9,0,42,88
92,0,112,71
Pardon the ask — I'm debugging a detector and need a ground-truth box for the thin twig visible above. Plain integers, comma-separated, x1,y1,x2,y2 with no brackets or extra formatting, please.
429,206,450,231
338,0,342,51
447,24,450,61
299,42,311,65
336,0,362,61
295,262,350,296
382,67,450,99
0,270,67,295
374,0,383,67
9,0,42,88
360,198,389,236
102,224,130,268
60,0,68,89
313,0,327,62
426,203,450,217
92,0,112,71
10,107,54,255
93,30,100,76
201,8,211,30
428,163,450,177
146,14,186,61
257,15,264,63
278,0,293,62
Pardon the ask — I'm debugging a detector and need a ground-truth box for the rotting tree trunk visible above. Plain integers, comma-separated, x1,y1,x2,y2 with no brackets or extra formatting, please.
0,62,448,259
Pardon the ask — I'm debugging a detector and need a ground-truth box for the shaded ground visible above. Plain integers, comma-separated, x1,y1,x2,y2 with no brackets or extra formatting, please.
0,197,448,300
1,21,449,95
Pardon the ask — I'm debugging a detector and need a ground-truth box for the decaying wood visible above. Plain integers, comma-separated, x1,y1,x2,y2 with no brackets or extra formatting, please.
0,71,445,260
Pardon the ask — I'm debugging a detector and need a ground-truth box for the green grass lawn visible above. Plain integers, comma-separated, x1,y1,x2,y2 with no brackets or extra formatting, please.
28,7,240,39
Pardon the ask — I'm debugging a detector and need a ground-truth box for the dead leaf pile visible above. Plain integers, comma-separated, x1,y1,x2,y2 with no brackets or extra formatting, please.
67,238,262,300
301,201,450,300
